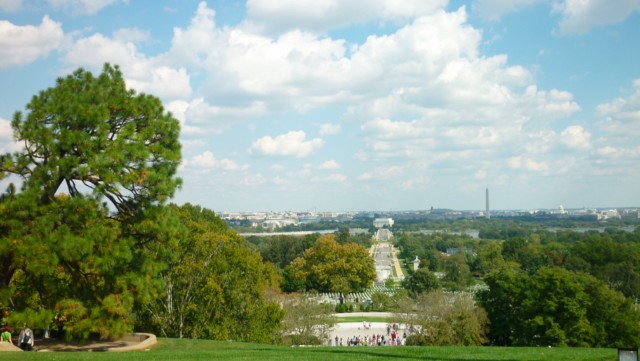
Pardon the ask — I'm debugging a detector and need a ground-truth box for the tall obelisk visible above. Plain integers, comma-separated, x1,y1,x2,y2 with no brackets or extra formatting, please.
485,188,490,219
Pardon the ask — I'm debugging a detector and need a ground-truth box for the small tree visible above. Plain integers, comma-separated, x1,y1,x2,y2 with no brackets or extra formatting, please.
403,267,441,296
442,253,472,290
280,293,336,345
403,290,488,346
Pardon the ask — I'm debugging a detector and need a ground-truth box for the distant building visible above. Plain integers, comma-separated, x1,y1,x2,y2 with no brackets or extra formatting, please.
373,218,394,228
445,247,474,256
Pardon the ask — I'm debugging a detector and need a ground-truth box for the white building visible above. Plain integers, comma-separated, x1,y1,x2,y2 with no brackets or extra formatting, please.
373,218,394,228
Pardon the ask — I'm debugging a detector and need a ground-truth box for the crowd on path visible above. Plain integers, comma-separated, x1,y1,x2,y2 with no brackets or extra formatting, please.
331,323,408,347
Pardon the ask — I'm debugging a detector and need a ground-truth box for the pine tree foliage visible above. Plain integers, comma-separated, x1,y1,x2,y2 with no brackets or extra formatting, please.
0,64,182,340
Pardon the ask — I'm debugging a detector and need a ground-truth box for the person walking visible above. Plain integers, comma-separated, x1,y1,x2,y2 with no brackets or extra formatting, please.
18,326,34,351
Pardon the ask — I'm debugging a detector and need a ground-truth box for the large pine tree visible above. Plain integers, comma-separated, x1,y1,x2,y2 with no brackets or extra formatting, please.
0,64,182,340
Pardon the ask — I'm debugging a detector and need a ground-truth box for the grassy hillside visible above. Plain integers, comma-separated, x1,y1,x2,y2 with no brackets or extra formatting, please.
1,338,618,361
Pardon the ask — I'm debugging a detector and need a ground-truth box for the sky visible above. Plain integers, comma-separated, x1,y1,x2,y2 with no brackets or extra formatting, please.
1,0,639,213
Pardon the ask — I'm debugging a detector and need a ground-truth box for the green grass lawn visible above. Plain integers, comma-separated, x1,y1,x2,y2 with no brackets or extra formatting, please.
0,338,618,361
334,315,396,323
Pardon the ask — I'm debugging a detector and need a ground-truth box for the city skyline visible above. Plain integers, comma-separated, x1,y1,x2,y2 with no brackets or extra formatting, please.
1,1,639,212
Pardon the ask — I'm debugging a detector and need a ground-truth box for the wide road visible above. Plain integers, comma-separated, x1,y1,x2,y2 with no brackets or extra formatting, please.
371,242,404,280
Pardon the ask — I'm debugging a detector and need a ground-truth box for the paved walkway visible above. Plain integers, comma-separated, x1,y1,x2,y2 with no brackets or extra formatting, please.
329,312,412,346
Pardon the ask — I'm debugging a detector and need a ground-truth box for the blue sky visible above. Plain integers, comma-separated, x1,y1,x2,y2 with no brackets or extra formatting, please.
1,0,639,213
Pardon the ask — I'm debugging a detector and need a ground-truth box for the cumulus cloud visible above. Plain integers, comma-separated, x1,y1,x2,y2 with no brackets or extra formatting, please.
113,28,151,44
64,33,192,101
401,175,429,189
560,125,592,150
165,1,221,67
0,16,64,69
0,117,12,138
240,173,266,186
361,119,422,139
596,79,640,137
188,151,246,171
318,160,340,170
553,0,640,35
592,79,640,170
319,123,341,136
0,118,21,153
474,0,640,35
249,130,324,157
0,0,22,12
244,0,447,35
48,0,124,15
508,156,549,173
325,173,347,183
473,0,545,21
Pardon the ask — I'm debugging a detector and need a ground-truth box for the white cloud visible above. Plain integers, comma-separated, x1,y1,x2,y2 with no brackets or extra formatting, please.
188,151,246,171
361,118,422,139
401,175,429,189
64,34,192,101
474,170,488,180
47,0,123,15
560,125,591,150
596,79,640,154
0,16,64,69
596,79,640,137
190,151,217,168
319,123,341,136
592,79,640,170
318,160,340,170
326,173,347,183
553,0,640,35
473,0,546,21
474,0,640,35
244,0,447,35
0,117,12,138
126,66,192,100
165,1,221,67
182,98,267,135
249,130,324,157
113,28,151,44
0,118,22,153
240,173,266,186
508,156,549,172
0,0,22,12
365,165,405,180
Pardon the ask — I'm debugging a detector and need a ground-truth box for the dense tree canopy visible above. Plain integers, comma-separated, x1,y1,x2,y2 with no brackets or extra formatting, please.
283,235,375,293
479,265,640,347
137,204,283,343
0,64,181,340
246,234,318,269
402,267,441,296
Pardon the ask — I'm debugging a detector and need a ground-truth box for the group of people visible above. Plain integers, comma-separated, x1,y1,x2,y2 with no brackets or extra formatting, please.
1,326,35,351
333,332,407,347
333,323,408,347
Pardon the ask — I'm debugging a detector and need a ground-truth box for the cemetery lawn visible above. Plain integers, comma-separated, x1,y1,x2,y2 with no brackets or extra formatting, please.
0,338,618,361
